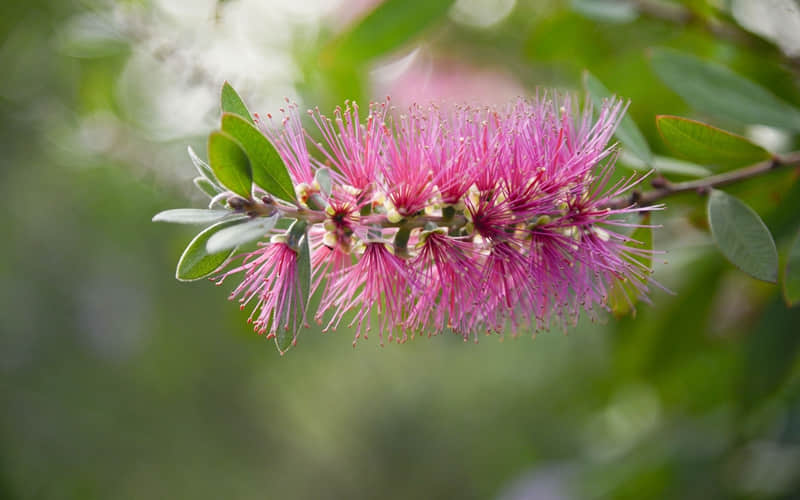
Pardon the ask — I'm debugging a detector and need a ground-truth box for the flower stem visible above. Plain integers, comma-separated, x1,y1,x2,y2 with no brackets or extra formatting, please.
603,151,800,210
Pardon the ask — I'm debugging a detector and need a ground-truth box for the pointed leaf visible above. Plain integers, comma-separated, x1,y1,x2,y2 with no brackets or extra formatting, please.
220,113,295,202
707,190,778,283
784,229,800,307
152,209,232,224
583,71,652,165
657,115,772,170
649,48,800,132
193,176,220,198
220,81,253,124
608,214,653,317
206,214,279,254
176,219,242,281
326,0,455,64
207,130,252,199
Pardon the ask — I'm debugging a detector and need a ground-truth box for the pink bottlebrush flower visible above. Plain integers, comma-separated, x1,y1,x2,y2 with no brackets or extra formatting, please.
317,242,416,345
169,89,659,353
215,241,306,350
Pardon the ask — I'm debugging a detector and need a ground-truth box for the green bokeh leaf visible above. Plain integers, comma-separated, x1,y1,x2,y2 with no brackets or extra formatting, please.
220,113,295,203
152,208,232,224
608,214,653,317
326,0,455,64
175,219,241,281
206,214,279,254
207,130,253,200
584,71,652,165
572,0,638,24
649,48,800,132
707,189,778,283
784,229,800,307
220,81,253,124
656,115,772,170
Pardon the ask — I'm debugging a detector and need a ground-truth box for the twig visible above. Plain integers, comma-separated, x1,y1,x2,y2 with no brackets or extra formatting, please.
603,151,800,210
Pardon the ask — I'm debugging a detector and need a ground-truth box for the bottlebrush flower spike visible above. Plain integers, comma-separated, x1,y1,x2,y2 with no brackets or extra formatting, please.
155,82,659,354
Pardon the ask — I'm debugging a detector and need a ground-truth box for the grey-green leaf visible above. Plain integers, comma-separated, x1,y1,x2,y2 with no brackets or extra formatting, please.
152,209,232,224
619,151,712,178
206,214,279,254
315,167,332,197
193,176,220,198
220,113,295,203
207,130,253,199
275,226,310,355
176,219,242,281
220,81,253,124
707,190,778,283
187,145,218,185
650,48,800,132
784,229,800,307
583,71,652,165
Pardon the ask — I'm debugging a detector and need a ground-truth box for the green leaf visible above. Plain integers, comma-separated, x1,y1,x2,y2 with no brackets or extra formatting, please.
571,0,638,23
207,130,253,199
707,189,778,283
608,214,653,317
206,214,279,254
649,48,800,132
583,71,652,165
193,176,220,198
656,116,772,170
326,0,455,64
176,219,241,281
315,167,332,197
220,113,295,203
275,224,310,355
220,81,253,124
784,229,800,307
152,209,232,224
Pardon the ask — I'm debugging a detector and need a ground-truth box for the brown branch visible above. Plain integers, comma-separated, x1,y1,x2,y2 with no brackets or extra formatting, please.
603,151,800,210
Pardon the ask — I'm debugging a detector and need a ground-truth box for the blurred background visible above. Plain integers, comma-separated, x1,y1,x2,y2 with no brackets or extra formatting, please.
2,0,800,498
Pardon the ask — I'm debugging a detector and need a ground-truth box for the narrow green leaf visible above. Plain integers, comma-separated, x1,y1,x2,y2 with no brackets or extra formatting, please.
649,48,800,132
657,115,772,170
583,71,652,165
176,219,241,281
608,214,653,317
707,190,778,283
152,209,232,224
193,176,220,198
315,167,332,197
220,81,253,124
572,0,638,23
220,113,295,203
207,130,253,199
275,225,310,355
784,229,800,307
206,214,279,254
326,0,455,64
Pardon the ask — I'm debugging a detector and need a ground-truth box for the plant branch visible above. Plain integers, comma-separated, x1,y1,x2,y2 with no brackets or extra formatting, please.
603,151,800,210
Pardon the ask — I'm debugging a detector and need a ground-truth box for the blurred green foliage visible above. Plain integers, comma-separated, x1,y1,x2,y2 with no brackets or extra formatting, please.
2,0,800,498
